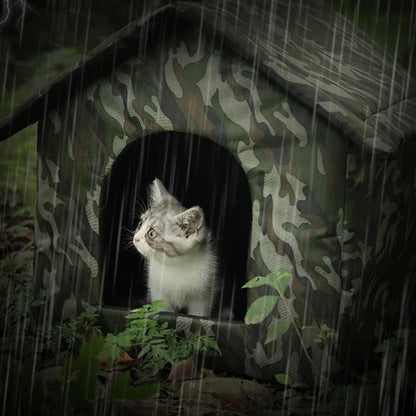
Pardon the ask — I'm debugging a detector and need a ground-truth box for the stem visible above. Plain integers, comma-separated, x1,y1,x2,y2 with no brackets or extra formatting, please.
273,283,330,385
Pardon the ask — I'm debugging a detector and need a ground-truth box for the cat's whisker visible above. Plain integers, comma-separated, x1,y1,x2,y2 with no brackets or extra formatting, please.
121,227,137,253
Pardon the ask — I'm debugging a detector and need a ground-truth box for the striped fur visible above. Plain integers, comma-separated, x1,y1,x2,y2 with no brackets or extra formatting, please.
133,178,218,316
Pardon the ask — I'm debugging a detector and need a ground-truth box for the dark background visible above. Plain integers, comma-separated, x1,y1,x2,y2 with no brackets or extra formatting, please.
1,0,415,117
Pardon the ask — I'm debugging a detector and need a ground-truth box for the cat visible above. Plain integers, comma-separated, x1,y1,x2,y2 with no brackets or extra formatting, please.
132,178,218,317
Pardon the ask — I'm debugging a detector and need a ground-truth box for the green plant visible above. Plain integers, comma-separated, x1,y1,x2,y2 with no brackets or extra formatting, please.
242,269,336,388
0,125,37,205
275,373,302,388
242,269,294,343
61,333,164,414
275,373,303,399
52,311,103,352
0,254,45,355
99,300,221,373
1,333,164,416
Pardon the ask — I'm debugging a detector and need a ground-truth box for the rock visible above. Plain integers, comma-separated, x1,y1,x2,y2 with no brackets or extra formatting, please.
179,375,274,414
168,358,203,381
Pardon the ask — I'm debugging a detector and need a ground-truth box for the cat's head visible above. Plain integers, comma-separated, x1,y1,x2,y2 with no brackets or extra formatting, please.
133,178,208,260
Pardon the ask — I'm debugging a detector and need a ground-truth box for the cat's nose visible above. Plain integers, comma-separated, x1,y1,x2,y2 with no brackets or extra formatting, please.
134,237,140,242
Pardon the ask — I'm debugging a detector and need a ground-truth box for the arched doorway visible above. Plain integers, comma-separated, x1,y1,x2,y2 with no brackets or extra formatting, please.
99,131,252,321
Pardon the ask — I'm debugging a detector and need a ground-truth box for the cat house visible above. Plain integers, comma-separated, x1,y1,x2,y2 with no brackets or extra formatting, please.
1,0,416,384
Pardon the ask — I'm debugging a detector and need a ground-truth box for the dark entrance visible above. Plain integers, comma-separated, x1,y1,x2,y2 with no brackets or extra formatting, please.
99,131,252,321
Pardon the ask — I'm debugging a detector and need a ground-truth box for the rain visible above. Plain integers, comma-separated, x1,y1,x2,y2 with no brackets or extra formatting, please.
0,0,415,415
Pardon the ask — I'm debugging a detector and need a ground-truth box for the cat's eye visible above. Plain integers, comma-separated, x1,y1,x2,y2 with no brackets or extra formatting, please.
137,220,143,230
147,229,157,239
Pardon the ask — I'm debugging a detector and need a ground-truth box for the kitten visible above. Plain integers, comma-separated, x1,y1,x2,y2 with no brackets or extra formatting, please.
133,178,218,317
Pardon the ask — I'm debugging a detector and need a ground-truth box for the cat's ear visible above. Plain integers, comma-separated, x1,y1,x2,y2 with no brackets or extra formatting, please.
149,178,169,206
175,206,204,238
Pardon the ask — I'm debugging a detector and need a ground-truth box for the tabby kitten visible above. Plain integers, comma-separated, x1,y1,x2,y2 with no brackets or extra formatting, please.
133,178,218,317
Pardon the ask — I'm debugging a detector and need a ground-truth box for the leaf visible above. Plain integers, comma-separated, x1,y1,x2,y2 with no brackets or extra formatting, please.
196,335,222,355
242,275,275,289
242,269,291,294
265,320,291,344
62,333,104,404
71,333,104,372
138,344,152,359
275,373,301,388
30,299,46,307
275,373,292,386
151,299,166,310
7,225,29,233
244,296,278,324
274,269,292,296
115,333,133,348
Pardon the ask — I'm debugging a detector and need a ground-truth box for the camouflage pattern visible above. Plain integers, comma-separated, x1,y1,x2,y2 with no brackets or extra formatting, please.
2,0,416,383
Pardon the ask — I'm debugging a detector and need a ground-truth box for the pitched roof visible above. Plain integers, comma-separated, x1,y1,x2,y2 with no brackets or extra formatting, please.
1,0,415,156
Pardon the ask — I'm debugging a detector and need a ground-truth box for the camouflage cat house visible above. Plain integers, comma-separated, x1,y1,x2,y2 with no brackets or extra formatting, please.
1,0,416,384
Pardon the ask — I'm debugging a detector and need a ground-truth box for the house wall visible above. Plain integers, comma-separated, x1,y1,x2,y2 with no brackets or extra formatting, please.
339,137,416,367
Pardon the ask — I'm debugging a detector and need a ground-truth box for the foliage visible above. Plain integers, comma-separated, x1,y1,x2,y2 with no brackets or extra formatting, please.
1,333,164,416
99,300,221,374
0,253,44,354
44,312,103,354
0,245,221,413
319,328,416,415
275,373,301,388
0,294,221,414
242,269,337,390
242,269,292,343
0,260,221,414
242,269,303,389
0,125,37,205
59,333,164,414
373,328,416,404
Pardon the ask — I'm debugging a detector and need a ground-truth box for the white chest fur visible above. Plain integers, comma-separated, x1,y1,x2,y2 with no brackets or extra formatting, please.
147,248,216,316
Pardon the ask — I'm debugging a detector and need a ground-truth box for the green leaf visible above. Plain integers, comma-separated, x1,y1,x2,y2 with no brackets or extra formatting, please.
275,373,301,388
116,333,133,348
154,346,173,364
242,274,276,289
275,373,292,386
30,299,46,307
138,344,152,359
62,333,104,404
265,320,291,344
274,270,292,296
151,299,166,310
242,269,291,293
71,332,104,372
244,295,278,324
6,225,29,233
